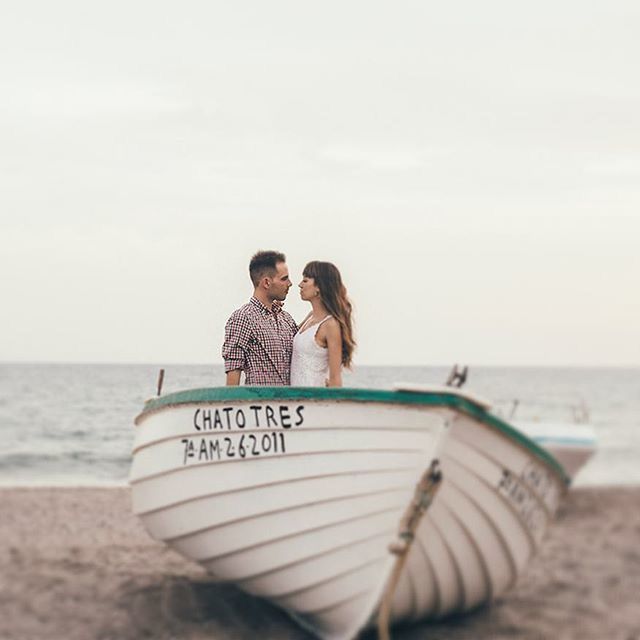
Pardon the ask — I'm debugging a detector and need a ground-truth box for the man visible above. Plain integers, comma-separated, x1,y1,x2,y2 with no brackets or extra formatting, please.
222,250,298,385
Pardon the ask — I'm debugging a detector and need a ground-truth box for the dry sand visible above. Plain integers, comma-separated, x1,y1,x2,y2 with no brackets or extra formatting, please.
0,486,639,640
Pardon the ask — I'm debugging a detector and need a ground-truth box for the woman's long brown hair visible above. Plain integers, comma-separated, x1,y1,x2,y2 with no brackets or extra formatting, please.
303,261,355,368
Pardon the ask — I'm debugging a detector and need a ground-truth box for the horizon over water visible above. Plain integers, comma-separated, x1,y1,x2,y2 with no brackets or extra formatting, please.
4,360,639,367
1,363,638,487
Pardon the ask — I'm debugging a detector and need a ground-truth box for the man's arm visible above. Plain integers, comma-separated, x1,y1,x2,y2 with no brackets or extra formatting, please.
222,310,250,385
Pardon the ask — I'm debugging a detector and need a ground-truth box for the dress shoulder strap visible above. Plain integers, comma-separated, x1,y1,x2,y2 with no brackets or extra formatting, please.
313,315,333,333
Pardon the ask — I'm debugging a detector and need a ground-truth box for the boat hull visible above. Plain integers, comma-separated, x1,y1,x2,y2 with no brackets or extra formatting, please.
131,386,568,637
131,390,450,639
389,410,566,623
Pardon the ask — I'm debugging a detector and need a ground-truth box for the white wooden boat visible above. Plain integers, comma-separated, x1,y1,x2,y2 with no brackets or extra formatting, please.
131,386,450,639
131,385,568,638
517,420,596,480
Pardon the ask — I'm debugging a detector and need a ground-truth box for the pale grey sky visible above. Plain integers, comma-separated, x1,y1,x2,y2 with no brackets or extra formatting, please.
1,1,639,366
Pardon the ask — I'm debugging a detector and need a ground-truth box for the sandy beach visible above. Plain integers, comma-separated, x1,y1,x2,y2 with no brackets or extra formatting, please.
1,486,638,640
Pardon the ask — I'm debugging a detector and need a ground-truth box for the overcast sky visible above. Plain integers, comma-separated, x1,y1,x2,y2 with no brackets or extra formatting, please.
1,1,639,366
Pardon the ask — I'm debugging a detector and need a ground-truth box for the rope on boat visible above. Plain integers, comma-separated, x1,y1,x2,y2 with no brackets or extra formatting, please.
376,459,443,640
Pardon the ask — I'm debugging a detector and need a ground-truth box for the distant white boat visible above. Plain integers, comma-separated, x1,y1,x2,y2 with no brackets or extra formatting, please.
517,420,596,480
130,385,568,639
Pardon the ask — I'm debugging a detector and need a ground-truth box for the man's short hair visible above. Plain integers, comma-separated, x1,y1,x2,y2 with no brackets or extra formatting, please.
249,250,286,286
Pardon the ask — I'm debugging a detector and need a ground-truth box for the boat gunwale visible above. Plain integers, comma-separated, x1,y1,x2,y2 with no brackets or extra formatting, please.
134,386,569,484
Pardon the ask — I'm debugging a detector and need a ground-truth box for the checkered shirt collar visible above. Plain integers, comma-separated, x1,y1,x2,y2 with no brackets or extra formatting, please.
249,296,283,316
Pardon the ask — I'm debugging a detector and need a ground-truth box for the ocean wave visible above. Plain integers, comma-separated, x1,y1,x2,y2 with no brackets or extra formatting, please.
0,452,62,467
0,451,131,471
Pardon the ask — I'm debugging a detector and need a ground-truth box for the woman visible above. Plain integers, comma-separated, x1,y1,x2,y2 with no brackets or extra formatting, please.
290,261,355,387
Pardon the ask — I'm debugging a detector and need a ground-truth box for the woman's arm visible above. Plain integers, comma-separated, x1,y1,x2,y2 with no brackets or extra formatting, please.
324,319,343,387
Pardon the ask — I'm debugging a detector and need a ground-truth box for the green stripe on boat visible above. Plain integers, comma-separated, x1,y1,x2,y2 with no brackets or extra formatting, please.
139,386,569,484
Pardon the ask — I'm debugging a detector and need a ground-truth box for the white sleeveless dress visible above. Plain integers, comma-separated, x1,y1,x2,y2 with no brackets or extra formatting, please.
290,316,332,386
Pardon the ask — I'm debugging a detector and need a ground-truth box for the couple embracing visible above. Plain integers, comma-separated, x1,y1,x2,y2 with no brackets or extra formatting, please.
222,250,355,387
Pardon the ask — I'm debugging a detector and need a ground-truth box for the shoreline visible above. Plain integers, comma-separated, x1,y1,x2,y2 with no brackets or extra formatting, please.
0,480,129,488
1,486,639,639
3,479,640,490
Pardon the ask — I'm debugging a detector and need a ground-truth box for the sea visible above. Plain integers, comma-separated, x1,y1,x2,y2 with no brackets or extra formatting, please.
1,363,638,487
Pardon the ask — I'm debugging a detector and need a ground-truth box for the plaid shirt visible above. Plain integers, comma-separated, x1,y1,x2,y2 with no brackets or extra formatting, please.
222,297,298,385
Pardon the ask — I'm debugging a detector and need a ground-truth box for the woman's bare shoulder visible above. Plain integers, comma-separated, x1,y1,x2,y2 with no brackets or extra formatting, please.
322,317,341,335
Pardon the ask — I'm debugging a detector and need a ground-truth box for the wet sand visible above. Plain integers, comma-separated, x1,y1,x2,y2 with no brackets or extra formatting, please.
1,486,639,640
